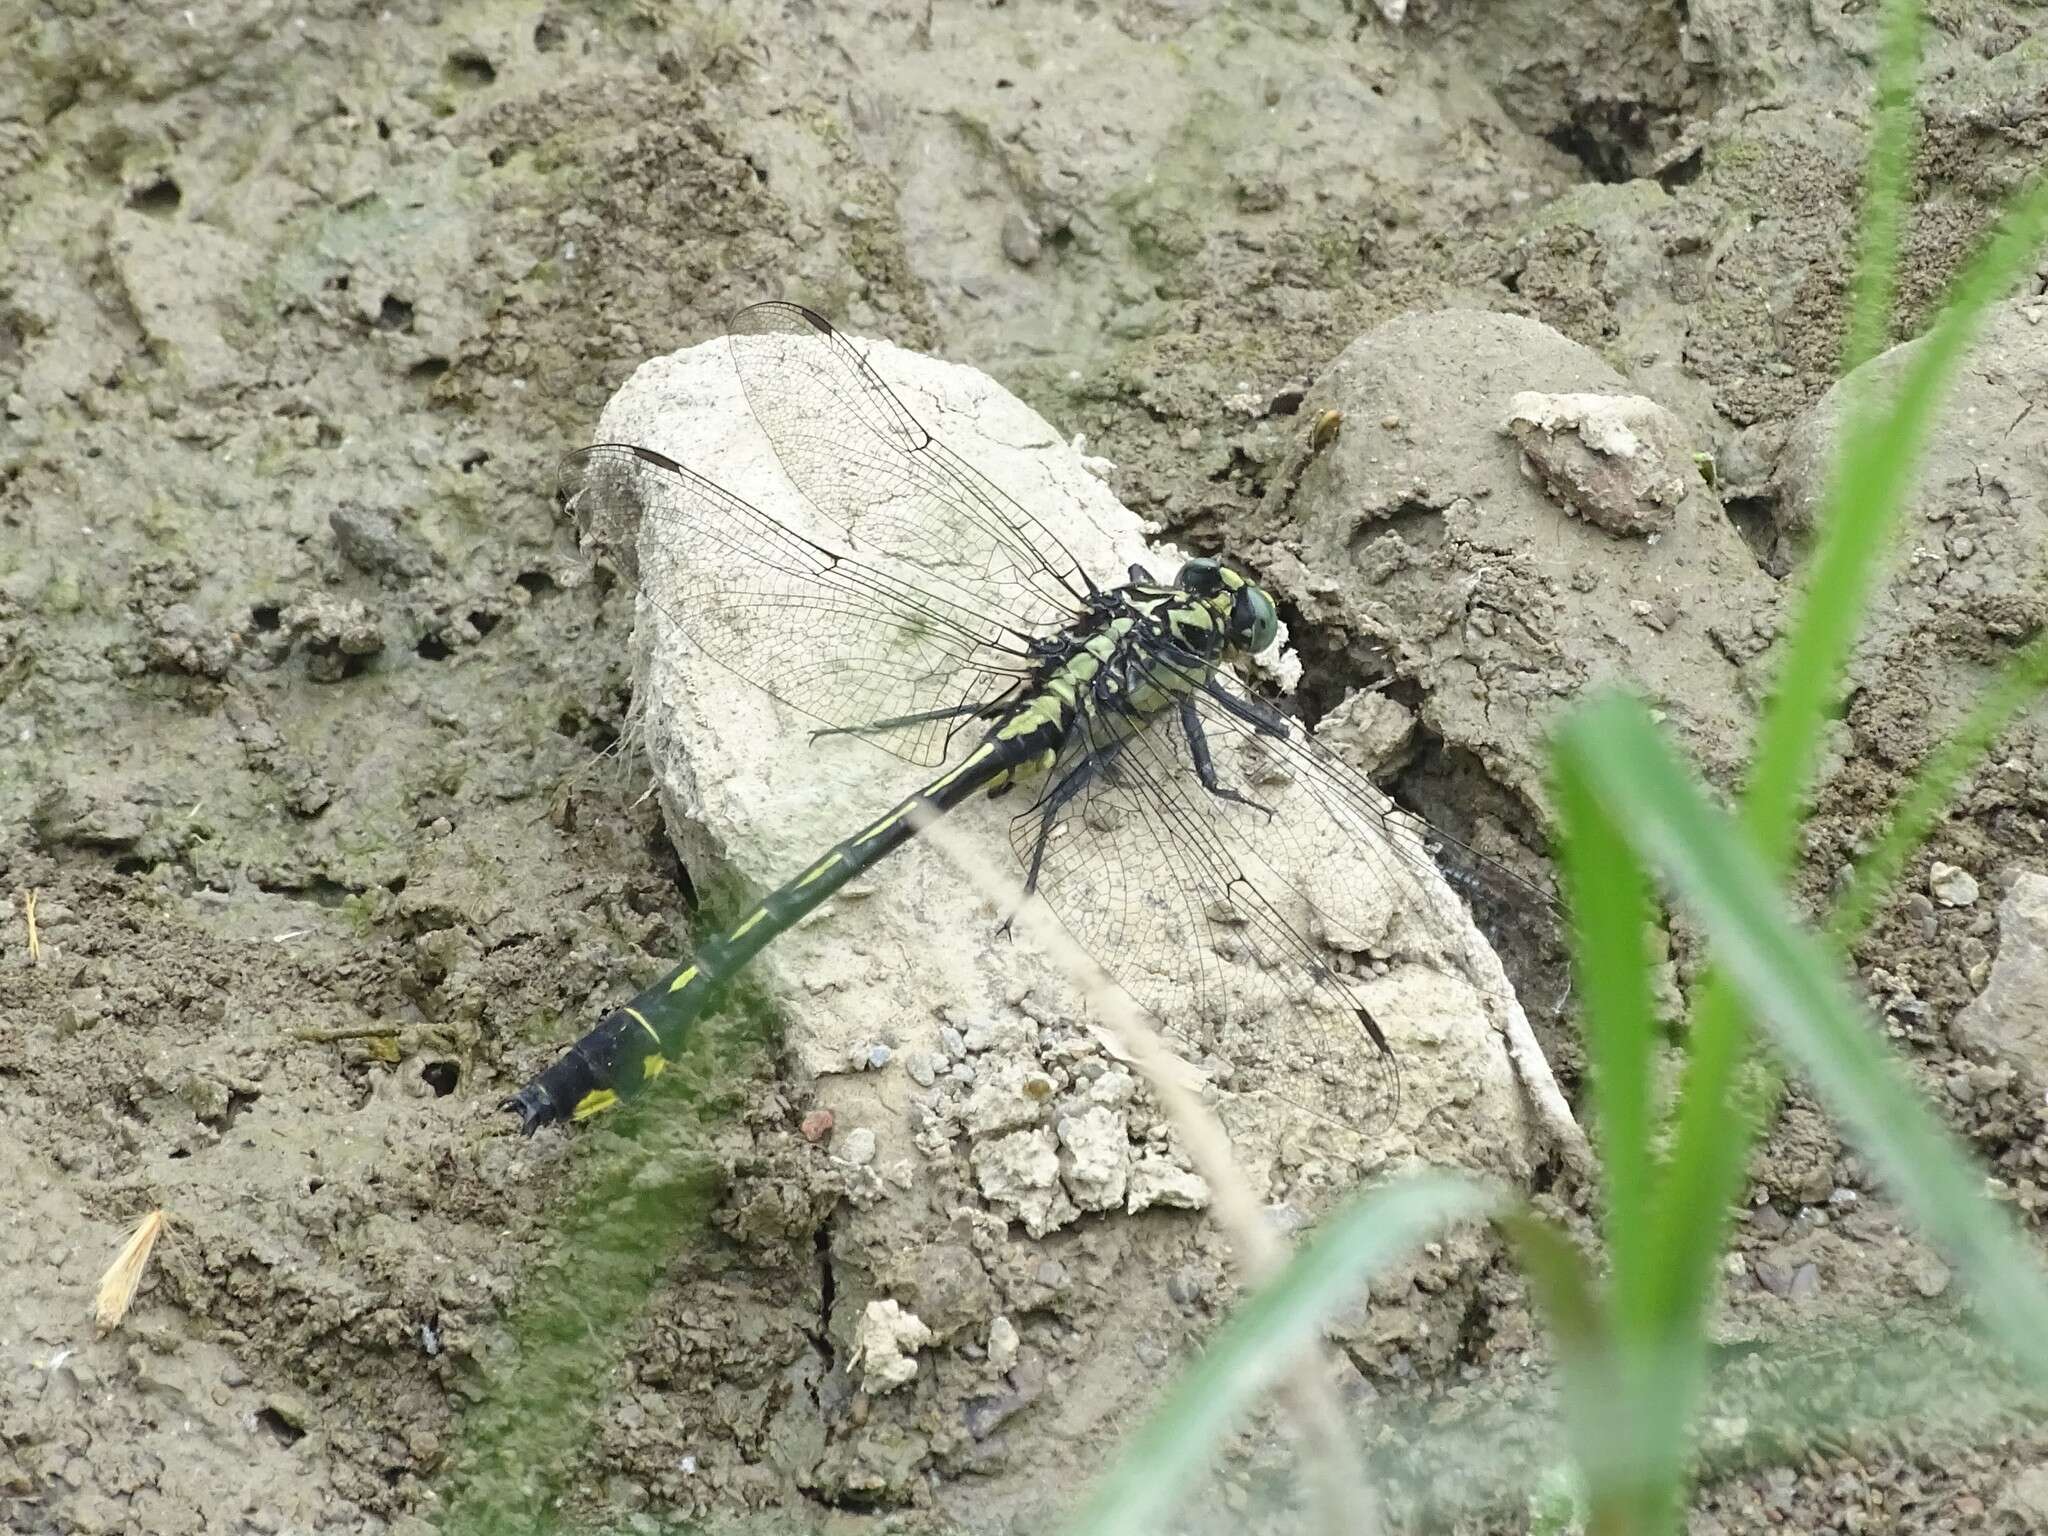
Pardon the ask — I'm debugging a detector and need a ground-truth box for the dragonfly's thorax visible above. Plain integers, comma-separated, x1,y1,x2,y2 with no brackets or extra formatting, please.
984,557,1279,786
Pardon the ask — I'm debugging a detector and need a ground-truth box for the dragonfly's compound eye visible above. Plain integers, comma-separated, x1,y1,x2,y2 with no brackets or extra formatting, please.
1232,584,1280,654
1179,558,1222,594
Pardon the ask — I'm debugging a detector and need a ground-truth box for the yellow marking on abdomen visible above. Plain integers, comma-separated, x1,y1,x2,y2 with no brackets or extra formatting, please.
731,908,769,940
624,1007,660,1044
794,853,844,888
666,967,699,994
571,1088,620,1121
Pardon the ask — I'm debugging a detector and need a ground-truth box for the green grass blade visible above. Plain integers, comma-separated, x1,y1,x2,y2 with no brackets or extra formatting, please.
1644,160,2048,1375
1497,1211,1674,1536
1551,740,1659,1347
1556,694,2048,1383
1065,1173,1501,1536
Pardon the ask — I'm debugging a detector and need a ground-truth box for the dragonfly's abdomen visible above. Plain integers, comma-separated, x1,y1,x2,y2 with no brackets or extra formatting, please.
506,739,1025,1133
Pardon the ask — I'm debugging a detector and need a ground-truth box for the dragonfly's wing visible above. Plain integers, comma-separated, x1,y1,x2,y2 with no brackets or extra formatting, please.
727,302,1095,636
564,444,1031,767
1009,702,1405,1134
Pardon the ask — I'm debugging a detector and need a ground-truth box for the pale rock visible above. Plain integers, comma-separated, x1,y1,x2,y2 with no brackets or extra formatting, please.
962,1056,1053,1137
1929,861,1979,908
1127,1154,1210,1214
971,1128,1076,1236
1503,390,1692,537
1055,1106,1130,1211
987,1314,1020,1374
1951,873,2048,1088
851,1299,932,1394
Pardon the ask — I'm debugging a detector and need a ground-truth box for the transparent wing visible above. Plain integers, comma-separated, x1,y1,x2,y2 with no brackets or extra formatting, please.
1009,668,1556,1133
564,444,1033,767
1010,702,1405,1134
728,302,1095,636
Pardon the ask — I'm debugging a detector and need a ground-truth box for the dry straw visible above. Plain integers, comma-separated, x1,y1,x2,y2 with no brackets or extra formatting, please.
94,1210,167,1333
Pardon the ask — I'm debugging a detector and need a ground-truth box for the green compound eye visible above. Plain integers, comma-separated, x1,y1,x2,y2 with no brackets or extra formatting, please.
1235,583,1279,653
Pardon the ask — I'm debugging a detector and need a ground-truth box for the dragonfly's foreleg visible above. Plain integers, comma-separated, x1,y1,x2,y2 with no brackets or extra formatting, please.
1199,677,1290,738
1179,696,1275,819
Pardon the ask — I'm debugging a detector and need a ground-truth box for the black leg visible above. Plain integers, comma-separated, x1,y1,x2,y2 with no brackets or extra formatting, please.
809,700,990,746
1003,736,1123,940
1201,677,1289,737
1180,697,1274,818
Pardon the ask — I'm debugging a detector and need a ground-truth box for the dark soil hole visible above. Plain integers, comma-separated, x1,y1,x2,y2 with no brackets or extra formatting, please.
1656,145,1704,191
408,357,450,383
468,610,501,637
460,449,490,472
416,633,453,661
255,1408,306,1448
1268,387,1305,417
114,856,152,876
250,604,282,631
169,1147,192,1160
378,295,415,332
534,16,565,52
516,570,557,597
129,175,182,215
421,1061,460,1097
445,49,497,88
1543,100,1651,185
223,1089,259,1130
375,118,392,140
1724,494,1781,570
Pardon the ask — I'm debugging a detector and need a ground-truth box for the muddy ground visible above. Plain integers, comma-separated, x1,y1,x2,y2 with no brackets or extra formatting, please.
4,1,2048,1533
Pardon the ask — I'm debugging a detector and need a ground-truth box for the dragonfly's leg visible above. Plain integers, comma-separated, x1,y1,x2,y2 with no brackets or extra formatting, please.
1179,697,1275,818
1002,740,1118,935
1201,677,1290,738
809,701,987,745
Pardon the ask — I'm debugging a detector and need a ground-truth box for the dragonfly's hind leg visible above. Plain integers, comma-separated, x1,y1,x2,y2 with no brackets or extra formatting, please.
1179,697,1275,818
1000,742,1120,936
809,701,987,746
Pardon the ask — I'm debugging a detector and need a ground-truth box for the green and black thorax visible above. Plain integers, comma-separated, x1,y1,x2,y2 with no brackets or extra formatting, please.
973,555,1283,793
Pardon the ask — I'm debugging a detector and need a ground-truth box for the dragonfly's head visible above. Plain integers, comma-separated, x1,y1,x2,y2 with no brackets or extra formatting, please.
1179,557,1280,658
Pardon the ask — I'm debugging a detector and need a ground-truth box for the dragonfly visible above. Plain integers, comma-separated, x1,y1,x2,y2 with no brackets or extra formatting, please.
506,301,1526,1137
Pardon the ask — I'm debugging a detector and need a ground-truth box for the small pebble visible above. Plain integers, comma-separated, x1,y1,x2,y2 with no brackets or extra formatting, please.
840,1127,877,1166
987,1315,1020,1373
1908,1253,1952,1298
1930,861,1979,908
1000,211,1042,266
801,1109,834,1144
865,1043,892,1070
908,1053,937,1088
